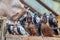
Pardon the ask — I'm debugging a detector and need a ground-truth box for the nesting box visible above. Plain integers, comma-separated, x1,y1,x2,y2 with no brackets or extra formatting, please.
0,16,7,40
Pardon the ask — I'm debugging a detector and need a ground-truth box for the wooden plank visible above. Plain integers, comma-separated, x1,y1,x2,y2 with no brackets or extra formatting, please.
6,35,60,40
6,34,29,40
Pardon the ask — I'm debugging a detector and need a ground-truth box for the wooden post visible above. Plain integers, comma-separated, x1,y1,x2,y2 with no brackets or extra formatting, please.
0,16,7,40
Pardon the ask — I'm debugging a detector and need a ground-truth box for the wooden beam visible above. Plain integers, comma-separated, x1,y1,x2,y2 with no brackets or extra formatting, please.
6,35,60,40
20,0,42,17
36,0,59,16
